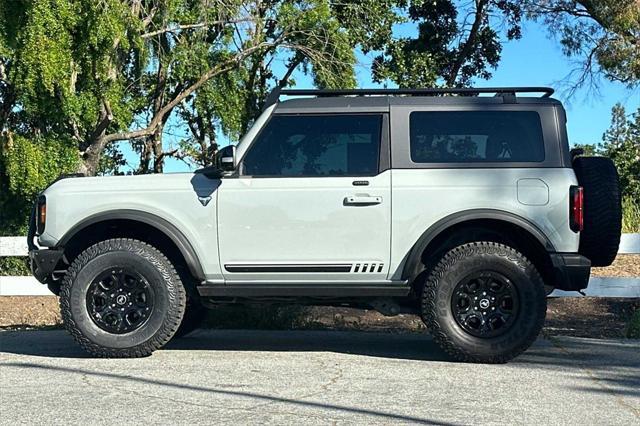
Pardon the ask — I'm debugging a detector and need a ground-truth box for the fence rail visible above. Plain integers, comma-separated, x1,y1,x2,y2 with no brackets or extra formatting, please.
1,234,639,296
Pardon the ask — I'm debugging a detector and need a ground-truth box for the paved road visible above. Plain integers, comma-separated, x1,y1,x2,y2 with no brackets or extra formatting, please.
1,329,638,425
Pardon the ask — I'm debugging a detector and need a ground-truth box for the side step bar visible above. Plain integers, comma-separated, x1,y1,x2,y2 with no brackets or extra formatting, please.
197,283,410,298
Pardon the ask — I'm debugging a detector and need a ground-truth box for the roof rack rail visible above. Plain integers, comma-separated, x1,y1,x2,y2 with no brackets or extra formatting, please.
263,86,554,110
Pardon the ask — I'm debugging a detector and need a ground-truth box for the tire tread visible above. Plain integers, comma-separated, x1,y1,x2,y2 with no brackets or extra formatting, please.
60,238,186,358
422,242,546,363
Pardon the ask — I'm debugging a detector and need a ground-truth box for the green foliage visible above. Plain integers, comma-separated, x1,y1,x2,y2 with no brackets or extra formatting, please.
373,0,524,87
573,104,640,201
0,257,30,276
0,134,78,235
602,104,640,201
4,135,78,199
526,0,640,90
626,308,640,339
570,143,598,156
621,197,640,233
573,104,640,233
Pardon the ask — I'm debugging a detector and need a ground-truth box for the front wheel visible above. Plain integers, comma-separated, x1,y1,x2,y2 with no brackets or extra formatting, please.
60,239,186,357
422,242,546,363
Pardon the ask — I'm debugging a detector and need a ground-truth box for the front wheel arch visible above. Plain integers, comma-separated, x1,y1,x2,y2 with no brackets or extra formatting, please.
58,211,205,282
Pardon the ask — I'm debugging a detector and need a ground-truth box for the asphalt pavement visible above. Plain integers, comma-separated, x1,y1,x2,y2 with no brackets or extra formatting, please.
1,329,638,425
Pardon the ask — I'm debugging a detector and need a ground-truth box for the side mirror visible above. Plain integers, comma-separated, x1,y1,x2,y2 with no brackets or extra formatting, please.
217,145,236,172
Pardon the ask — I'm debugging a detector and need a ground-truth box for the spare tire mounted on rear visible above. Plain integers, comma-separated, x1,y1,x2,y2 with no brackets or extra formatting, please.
572,156,622,267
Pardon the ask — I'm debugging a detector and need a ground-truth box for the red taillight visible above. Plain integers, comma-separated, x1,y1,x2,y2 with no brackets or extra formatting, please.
570,186,584,232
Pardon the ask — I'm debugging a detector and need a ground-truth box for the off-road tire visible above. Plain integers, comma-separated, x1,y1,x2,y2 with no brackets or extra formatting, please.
573,156,621,267
422,242,546,363
60,238,186,357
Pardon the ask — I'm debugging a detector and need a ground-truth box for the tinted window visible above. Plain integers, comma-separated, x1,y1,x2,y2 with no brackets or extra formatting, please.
242,115,382,176
409,111,545,163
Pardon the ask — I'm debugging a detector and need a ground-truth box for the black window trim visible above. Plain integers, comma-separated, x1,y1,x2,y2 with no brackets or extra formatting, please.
237,112,390,179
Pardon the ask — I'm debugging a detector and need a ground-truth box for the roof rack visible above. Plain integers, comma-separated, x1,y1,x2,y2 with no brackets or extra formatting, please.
263,86,554,110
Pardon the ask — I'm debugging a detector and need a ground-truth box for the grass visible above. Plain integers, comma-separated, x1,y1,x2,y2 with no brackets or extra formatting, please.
621,196,640,233
626,309,640,339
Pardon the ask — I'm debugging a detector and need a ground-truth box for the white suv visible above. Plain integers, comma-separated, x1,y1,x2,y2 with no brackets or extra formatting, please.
28,87,622,362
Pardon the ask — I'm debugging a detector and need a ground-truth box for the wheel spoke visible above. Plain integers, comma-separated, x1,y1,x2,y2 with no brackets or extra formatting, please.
86,268,154,334
451,271,519,338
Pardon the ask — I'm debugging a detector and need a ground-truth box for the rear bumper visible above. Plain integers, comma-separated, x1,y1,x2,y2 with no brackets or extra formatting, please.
550,253,591,291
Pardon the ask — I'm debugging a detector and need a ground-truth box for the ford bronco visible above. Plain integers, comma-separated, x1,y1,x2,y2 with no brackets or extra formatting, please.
28,87,622,362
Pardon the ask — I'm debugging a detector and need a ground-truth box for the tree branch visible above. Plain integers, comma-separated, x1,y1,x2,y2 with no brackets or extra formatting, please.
102,41,274,144
446,0,489,86
141,18,253,39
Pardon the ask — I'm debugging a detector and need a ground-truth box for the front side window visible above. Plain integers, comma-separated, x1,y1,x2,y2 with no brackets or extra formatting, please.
410,111,545,163
242,114,382,177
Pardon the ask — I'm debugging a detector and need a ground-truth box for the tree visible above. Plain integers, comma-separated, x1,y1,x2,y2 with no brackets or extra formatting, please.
372,0,525,87
176,0,399,167
525,0,640,93
601,104,640,200
573,104,640,200
1,0,394,176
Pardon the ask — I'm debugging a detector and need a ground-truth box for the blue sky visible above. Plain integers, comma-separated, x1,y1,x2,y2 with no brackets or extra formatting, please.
158,19,638,173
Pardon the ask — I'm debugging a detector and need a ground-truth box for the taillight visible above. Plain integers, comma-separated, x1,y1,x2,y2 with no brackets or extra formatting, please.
37,196,46,234
570,186,583,232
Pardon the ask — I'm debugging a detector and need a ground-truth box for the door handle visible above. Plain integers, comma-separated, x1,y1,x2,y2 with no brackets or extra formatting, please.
344,194,382,206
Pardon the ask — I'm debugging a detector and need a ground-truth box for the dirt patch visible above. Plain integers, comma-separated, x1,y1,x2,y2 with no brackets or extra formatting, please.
591,254,640,277
544,297,640,339
2,296,638,339
0,296,62,330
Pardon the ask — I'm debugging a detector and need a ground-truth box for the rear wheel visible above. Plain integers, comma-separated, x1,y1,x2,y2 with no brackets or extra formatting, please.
422,242,546,363
60,239,186,357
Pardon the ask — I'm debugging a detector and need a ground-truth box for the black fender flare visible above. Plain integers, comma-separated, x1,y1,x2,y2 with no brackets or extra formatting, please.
401,209,555,282
58,210,206,281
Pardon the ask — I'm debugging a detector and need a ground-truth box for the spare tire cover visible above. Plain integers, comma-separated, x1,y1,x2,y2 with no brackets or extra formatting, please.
573,156,622,267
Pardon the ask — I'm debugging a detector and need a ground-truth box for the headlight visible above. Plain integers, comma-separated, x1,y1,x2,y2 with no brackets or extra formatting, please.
37,195,46,234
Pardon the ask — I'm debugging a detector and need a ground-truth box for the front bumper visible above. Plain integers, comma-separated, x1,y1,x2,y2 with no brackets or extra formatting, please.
550,253,591,291
29,248,64,284
27,201,64,284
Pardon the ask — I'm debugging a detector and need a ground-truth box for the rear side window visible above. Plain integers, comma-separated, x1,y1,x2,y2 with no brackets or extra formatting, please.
409,111,545,163
242,114,382,177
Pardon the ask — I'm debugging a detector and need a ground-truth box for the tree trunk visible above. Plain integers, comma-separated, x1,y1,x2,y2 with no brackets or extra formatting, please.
152,125,164,173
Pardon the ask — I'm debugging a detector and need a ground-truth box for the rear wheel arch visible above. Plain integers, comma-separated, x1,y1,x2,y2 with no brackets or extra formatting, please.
403,210,556,289
58,210,206,282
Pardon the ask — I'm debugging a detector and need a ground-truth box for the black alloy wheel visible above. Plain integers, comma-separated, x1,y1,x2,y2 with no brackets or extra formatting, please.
421,242,546,363
60,238,186,357
86,268,155,334
451,272,519,338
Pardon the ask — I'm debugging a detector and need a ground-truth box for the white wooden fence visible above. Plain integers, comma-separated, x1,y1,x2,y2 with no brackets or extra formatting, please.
1,235,639,296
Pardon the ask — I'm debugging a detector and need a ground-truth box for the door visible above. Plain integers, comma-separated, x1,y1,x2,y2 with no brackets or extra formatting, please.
217,113,391,283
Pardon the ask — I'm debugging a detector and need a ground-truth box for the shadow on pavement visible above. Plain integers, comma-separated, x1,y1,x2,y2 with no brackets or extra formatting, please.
2,329,639,404
517,335,640,399
0,328,452,362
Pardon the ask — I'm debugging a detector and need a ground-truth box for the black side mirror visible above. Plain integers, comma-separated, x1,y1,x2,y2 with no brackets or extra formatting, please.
217,145,236,172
